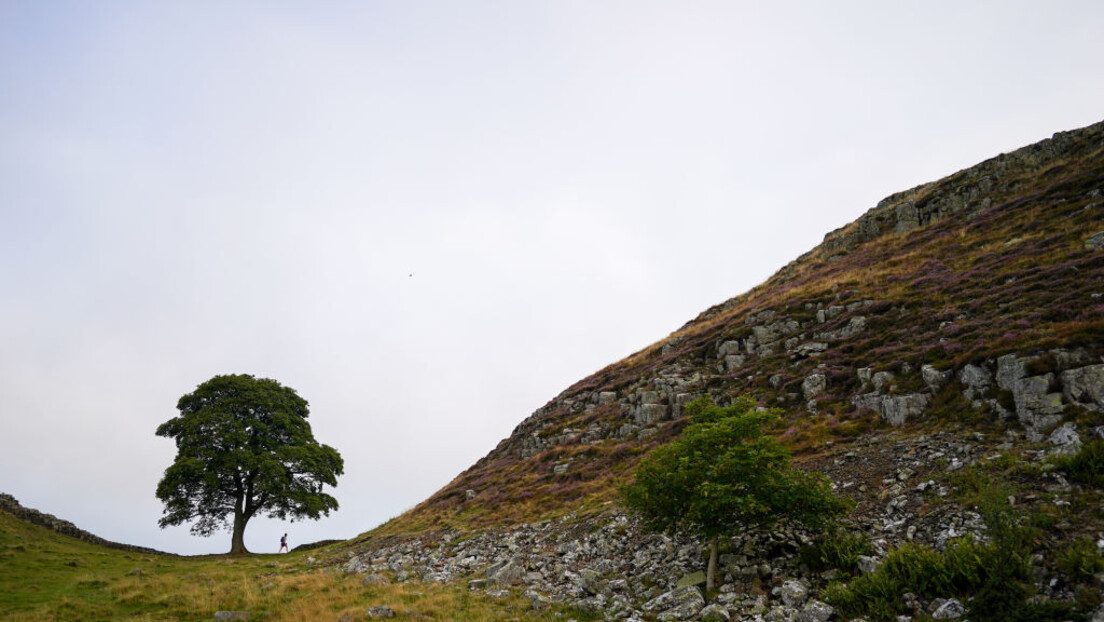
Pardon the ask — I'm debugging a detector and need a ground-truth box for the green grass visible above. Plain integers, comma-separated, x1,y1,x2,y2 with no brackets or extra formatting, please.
0,511,598,621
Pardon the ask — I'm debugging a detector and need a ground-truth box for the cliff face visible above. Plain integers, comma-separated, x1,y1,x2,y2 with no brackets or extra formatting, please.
384,120,1104,534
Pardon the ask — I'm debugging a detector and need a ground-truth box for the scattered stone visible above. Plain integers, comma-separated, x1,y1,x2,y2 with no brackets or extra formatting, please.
700,603,731,621
366,605,395,619
643,585,705,620
931,597,966,619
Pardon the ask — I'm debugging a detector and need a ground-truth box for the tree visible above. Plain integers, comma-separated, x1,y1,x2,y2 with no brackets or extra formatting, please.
156,374,344,554
621,396,850,590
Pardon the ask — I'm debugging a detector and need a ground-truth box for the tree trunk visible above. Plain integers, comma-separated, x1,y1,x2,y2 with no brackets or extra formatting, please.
229,506,250,555
706,536,719,592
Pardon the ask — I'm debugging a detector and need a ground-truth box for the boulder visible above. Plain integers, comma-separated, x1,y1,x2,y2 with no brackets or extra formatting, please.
489,559,525,586
872,371,895,393
213,614,250,621
779,580,809,607
635,404,668,426
1048,423,1082,455
366,605,396,619
700,603,731,621
803,374,827,401
921,364,952,392
360,573,390,586
931,597,966,619
643,585,705,620
996,354,1029,391
1013,374,1065,432
959,364,992,398
1062,365,1104,410
676,570,706,588
798,600,835,622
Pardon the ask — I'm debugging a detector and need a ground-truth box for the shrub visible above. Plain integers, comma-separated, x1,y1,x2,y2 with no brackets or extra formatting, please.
1057,538,1104,583
1051,439,1104,487
799,529,872,575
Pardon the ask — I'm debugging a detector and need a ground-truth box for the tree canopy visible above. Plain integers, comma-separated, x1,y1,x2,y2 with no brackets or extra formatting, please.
155,374,344,554
621,396,850,588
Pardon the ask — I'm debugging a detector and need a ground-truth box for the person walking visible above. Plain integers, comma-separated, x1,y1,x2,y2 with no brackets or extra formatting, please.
279,533,289,553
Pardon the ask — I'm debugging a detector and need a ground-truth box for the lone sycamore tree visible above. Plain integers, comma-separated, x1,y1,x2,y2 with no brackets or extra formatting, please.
621,396,850,590
156,374,344,554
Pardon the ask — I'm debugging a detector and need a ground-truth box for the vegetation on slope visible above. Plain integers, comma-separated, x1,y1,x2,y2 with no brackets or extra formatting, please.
373,121,1104,537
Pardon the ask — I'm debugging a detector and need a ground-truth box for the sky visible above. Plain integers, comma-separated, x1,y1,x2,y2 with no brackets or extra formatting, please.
2,1,1103,555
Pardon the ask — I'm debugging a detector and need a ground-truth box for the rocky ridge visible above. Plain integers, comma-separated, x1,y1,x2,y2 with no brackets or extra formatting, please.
333,427,1104,620
351,119,1104,620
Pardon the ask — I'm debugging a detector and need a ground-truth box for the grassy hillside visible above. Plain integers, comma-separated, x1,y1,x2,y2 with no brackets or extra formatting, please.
0,507,594,621
369,120,1104,538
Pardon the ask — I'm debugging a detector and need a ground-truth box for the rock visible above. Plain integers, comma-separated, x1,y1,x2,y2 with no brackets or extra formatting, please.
366,605,396,619
489,559,525,586
852,393,929,425
959,364,992,398
467,578,487,590
127,568,145,576
857,555,880,574
361,573,390,586
465,489,477,500
635,404,668,426
803,374,826,401
1013,374,1065,432
931,597,966,619
725,354,746,371
798,600,835,622
921,365,952,392
213,613,250,621
881,394,930,426
996,354,1029,391
872,371,895,393
700,603,731,621
1048,422,1082,455
578,568,601,594
1085,231,1104,250
779,580,809,607
1062,365,1104,410
676,570,706,588
598,391,618,405
857,367,873,388
643,585,705,620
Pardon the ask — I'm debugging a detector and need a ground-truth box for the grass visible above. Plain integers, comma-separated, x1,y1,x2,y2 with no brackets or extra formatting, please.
0,511,597,621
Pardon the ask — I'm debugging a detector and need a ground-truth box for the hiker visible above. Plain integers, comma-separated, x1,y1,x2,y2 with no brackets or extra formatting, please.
279,533,289,553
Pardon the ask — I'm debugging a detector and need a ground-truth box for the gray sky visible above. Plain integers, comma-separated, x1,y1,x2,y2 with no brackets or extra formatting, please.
2,1,1102,555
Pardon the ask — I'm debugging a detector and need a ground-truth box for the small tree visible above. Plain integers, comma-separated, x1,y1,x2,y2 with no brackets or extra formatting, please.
621,396,850,589
156,374,344,554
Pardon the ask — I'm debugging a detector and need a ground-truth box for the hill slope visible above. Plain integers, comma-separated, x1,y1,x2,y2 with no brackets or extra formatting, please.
380,119,1104,534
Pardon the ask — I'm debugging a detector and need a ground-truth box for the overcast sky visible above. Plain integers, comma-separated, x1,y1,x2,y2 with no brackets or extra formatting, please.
2,2,1103,555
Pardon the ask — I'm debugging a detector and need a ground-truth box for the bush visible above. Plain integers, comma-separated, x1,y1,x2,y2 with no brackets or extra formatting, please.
1051,439,1104,487
799,529,871,575
1057,538,1104,583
